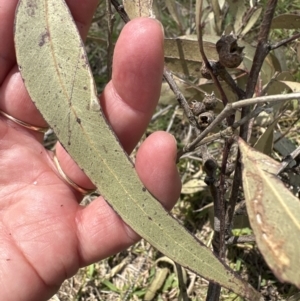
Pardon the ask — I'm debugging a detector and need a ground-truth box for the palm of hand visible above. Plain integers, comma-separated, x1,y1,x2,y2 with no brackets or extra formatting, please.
1,127,82,299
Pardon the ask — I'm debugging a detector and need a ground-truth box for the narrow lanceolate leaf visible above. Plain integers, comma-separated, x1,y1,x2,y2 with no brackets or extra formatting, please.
14,1,261,299
165,0,182,28
239,138,300,288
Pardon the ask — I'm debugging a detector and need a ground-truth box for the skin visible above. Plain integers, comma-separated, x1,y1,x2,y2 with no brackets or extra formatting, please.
0,1,181,300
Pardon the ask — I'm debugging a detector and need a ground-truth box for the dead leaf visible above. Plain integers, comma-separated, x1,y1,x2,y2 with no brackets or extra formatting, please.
144,268,169,301
123,0,154,19
182,178,207,194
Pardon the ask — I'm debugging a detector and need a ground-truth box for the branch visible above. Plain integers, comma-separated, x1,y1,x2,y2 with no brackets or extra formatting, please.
110,0,130,23
277,145,300,174
228,1,278,238
106,0,114,79
183,104,271,153
226,235,256,245
216,62,246,99
201,145,222,301
242,0,278,140
270,32,300,50
179,92,300,155
163,68,198,128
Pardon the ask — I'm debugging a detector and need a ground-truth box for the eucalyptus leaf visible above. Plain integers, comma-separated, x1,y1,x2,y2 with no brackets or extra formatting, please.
165,0,182,29
263,79,292,98
164,36,218,78
159,76,201,105
240,7,262,37
279,80,300,92
271,14,300,29
253,117,278,155
211,0,222,34
164,35,275,84
233,1,247,34
226,0,241,21
14,0,261,299
239,139,300,288
241,141,281,175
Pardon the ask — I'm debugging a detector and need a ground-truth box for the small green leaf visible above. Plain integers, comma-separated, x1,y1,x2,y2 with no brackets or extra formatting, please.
101,279,120,293
87,263,95,278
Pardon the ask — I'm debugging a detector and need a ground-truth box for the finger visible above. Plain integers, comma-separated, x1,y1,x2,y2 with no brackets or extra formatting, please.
0,0,17,84
0,66,48,141
55,18,164,192
100,18,165,153
55,142,96,192
0,0,98,85
75,131,181,264
66,0,99,39
135,132,181,210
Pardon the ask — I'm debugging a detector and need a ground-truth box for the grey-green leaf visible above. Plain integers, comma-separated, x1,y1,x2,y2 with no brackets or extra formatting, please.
14,0,261,299
164,35,276,85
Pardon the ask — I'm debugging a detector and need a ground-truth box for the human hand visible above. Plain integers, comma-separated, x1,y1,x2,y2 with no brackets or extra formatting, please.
0,1,181,300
